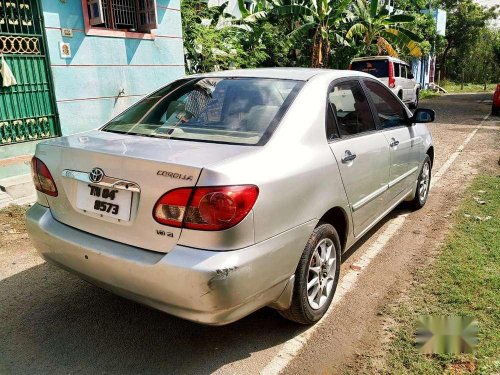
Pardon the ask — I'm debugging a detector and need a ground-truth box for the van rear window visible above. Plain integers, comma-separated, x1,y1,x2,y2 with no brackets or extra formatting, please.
351,60,389,78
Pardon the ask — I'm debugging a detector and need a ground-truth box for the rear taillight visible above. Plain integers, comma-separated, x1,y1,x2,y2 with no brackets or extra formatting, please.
388,62,396,88
153,185,259,231
348,63,352,70
31,157,58,197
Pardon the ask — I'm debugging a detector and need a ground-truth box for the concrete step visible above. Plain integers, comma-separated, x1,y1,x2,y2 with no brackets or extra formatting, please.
0,174,36,208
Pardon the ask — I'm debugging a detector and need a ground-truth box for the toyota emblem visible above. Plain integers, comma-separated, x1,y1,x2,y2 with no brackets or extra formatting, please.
89,168,105,183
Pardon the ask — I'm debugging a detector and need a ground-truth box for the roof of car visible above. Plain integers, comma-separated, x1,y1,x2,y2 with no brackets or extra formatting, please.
351,56,408,65
189,68,366,81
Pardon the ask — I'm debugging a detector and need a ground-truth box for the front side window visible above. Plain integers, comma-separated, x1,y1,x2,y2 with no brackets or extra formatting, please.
88,0,157,33
364,80,408,129
328,80,376,136
350,60,389,78
102,78,303,145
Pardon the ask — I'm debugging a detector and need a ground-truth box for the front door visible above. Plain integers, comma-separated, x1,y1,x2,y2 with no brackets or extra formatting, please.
363,79,421,202
327,79,390,236
0,0,60,146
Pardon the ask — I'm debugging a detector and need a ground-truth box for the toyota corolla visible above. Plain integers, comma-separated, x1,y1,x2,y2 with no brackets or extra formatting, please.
26,68,435,325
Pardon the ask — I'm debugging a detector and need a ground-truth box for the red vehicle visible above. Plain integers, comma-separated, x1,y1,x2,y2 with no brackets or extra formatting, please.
492,84,500,116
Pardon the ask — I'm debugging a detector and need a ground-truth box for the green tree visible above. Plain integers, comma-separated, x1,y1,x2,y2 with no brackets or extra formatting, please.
241,0,353,68
181,0,271,73
346,0,423,58
436,0,498,80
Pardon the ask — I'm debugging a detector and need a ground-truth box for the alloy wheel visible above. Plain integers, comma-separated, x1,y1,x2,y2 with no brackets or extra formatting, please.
419,162,430,201
307,238,337,310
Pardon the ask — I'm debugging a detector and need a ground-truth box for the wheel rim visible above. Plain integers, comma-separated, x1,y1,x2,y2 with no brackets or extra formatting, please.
307,238,336,310
419,162,430,201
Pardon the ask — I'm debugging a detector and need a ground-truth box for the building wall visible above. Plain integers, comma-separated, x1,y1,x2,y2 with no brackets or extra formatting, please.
42,0,185,136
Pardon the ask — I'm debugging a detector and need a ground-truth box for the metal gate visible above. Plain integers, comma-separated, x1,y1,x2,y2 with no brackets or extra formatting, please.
0,0,59,146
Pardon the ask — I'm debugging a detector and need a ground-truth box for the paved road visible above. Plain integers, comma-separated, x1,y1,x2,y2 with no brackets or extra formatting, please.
0,93,498,375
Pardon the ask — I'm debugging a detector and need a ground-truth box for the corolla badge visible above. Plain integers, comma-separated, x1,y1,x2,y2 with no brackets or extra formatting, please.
89,167,105,183
157,170,194,181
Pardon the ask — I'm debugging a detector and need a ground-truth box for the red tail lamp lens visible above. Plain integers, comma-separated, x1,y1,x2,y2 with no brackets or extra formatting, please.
31,157,58,197
388,61,396,88
153,185,259,231
153,188,192,227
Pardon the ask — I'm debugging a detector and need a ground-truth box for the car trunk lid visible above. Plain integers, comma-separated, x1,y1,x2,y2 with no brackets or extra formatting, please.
36,130,254,253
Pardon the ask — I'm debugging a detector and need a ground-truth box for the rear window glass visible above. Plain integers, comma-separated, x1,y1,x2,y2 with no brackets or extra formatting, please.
102,78,303,145
351,60,389,78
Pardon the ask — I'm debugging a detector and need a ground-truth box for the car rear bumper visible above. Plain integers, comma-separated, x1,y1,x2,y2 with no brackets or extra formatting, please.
26,204,315,325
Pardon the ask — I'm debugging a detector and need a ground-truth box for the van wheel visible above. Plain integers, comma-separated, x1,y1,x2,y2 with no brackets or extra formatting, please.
410,90,419,109
410,155,431,209
279,223,341,325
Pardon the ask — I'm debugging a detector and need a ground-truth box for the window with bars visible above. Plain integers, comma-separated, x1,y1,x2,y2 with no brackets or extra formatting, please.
87,0,157,33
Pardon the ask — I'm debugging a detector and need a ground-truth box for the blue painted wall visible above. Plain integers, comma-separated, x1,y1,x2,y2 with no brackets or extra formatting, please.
41,0,185,135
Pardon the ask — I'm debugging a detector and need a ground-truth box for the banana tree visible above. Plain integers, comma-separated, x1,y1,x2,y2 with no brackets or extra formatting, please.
346,0,423,58
236,0,352,68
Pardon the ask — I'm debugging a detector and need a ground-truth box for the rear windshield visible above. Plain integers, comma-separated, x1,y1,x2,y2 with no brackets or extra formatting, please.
102,77,303,145
351,60,389,78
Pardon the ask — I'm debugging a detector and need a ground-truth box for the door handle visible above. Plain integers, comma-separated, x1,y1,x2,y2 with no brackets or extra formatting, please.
390,138,400,147
341,150,357,163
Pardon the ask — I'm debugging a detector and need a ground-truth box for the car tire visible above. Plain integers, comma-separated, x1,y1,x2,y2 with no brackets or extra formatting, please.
279,222,341,325
492,105,499,116
410,155,431,209
410,90,419,109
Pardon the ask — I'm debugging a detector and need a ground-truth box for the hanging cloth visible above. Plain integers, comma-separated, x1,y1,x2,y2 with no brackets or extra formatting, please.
0,54,18,87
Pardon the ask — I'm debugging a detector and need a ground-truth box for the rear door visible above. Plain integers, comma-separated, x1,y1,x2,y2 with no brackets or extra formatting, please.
327,79,391,236
362,79,421,203
402,65,414,102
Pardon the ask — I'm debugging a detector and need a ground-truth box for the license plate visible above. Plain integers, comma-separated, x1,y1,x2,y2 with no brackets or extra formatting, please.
76,182,132,221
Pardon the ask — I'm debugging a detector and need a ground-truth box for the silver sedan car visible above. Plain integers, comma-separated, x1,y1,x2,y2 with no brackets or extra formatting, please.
26,68,435,325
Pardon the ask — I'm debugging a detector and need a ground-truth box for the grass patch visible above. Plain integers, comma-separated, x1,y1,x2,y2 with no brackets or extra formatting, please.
382,175,500,374
420,89,441,100
441,81,497,94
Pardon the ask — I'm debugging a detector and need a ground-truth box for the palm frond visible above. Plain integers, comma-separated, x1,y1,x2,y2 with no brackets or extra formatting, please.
288,21,315,41
272,4,314,17
384,28,422,57
346,23,367,39
369,0,379,18
377,36,398,57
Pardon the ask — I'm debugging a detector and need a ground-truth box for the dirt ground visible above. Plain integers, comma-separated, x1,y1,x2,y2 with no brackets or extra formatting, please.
0,93,498,375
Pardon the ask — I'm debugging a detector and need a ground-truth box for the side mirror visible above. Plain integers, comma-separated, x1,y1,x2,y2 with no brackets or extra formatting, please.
409,73,414,79
411,108,435,124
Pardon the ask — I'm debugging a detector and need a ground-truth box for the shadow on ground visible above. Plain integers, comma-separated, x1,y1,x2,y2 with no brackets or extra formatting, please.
0,204,408,374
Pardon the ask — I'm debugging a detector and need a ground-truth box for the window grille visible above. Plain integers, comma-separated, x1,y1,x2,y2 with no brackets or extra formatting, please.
87,0,157,33
102,0,138,31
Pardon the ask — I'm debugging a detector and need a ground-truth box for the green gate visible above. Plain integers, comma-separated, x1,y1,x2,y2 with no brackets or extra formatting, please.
0,0,59,146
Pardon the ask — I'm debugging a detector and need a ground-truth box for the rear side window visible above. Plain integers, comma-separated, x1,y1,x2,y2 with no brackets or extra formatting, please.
328,80,376,136
350,60,389,78
364,80,408,129
102,78,303,145
394,63,400,77
404,65,412,79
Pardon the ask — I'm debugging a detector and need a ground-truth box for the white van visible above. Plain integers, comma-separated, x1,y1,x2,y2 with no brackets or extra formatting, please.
349,56,420,108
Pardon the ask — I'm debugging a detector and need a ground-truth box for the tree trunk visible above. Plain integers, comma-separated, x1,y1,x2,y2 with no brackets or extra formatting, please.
439,39,453,80
322,36,330,68
311,27,322,68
